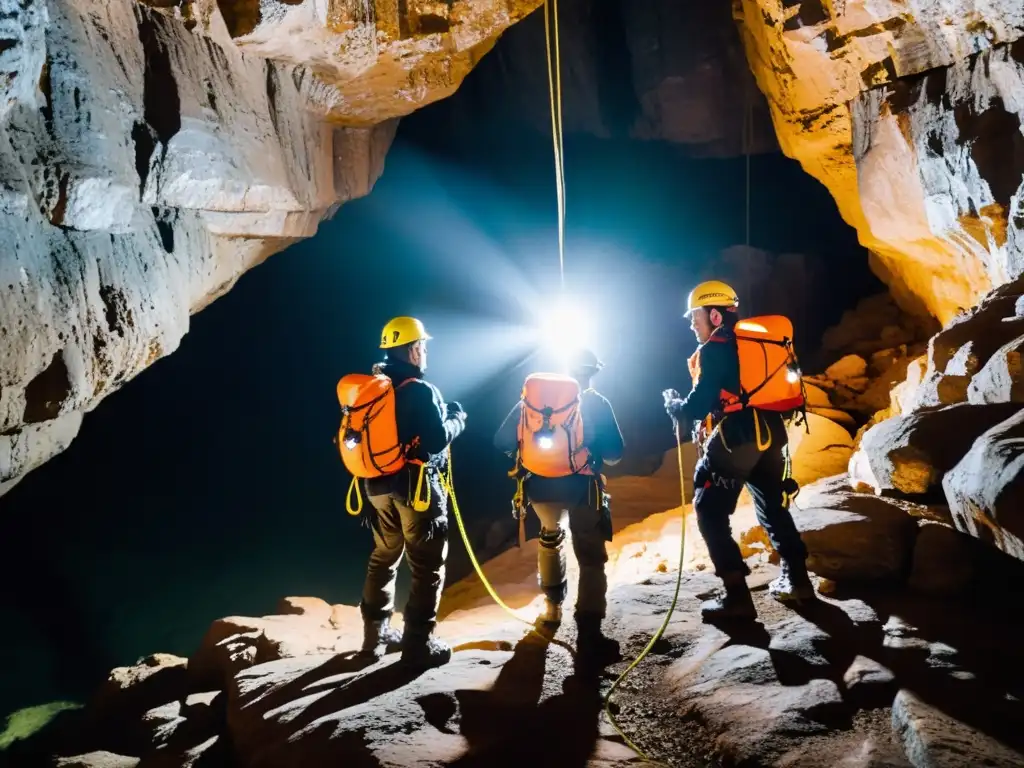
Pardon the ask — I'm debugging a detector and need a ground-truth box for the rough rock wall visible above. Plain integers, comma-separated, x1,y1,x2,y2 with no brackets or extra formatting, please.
735,0,1024,322
416,0,778,157
0,0,541,496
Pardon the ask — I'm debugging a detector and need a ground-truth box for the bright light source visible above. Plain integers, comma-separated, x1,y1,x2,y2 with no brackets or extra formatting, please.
786,364,801,384
538,295,589,364
344,437,358,450
537,435,554,451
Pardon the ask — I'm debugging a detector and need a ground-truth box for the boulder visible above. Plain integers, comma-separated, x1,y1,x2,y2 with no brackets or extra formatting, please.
790,476,919,582
804,383,833,409
943,409,1024,562
83,654,189,756
907,523,976,596
967,334,1024,404
842,656,897,709
826,355,869,383
892,690,1024,768
788,413,855,487
807,407,857,430
890,356,928,417
187,602,369,693
135,691,224,767
849,403,1022,496
912,284,1024,410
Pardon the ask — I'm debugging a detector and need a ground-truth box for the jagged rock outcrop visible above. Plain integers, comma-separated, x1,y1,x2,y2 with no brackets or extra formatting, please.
943,407,1024,561
848,276,1024,563
735,0,1024,323
0,0,541,496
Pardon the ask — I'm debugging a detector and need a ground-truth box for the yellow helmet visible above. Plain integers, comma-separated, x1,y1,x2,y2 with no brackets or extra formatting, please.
380,316,432,349
685,280,739,316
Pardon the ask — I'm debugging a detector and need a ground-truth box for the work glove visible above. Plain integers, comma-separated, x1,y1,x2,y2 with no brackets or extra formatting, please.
662,388,684,419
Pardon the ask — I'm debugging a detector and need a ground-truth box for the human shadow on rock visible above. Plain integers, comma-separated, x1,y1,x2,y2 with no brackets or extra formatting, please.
793,590,1024,752
243,652,420,736
451,631,604,767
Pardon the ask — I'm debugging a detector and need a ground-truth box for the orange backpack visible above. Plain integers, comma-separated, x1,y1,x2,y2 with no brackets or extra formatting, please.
336,373,412,479
517,372,593,477
687,315,805,414
729,315,805,413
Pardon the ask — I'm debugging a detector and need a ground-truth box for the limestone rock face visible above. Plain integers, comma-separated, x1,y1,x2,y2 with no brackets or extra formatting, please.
849,402,1021,496
943,407,1024,562
735,0,1024,323
0,0,539,495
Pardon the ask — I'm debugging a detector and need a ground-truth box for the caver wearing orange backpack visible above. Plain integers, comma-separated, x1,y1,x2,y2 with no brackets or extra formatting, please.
663,280,814,622
494,348,624,669
336,316,467,668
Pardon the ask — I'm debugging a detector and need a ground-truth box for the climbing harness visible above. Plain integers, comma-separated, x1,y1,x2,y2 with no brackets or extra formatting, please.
601,420,689,764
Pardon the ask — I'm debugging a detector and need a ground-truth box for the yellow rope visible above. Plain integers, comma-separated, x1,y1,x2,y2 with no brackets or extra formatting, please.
440,450,574,650
602,423,689,764
543,0,566,291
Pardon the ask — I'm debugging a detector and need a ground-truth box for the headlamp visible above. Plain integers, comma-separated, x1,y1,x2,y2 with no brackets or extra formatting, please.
534,424,556,451
786,361,802,384
343,428,361,450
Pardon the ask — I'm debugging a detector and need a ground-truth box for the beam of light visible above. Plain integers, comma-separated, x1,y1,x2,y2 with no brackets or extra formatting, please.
415,311,538,400
534,293,593,370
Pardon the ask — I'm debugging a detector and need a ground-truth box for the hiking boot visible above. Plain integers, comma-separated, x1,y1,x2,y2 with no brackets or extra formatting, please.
769,559,816,603
539,598,563,626
358,614,403,660
401,622,452,669
700,572,757,622
575,613,621,672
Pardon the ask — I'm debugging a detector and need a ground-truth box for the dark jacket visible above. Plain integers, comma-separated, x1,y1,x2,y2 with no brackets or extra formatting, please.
494,388,625,504
670,326,782,448
364,359,465,496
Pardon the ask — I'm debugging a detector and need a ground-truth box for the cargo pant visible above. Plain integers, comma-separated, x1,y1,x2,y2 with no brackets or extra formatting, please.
531,482,609,617
693,413,807,576
361,468,449,629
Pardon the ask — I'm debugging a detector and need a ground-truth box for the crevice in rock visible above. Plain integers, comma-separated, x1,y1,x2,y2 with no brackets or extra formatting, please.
38,54,53,129
131,120,156,198
152,206,175,253
782,0,830,31
217,0,262,38
265,60,280,136
47,169,71,227
954,96,1024,212
99,285,131,337
23,351,72,425
137,7,182,165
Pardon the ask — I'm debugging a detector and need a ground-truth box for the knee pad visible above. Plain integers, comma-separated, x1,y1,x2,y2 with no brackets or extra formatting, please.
539,526,566,549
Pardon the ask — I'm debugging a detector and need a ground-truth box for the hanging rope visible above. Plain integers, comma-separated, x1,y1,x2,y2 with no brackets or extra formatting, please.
543,0,566,291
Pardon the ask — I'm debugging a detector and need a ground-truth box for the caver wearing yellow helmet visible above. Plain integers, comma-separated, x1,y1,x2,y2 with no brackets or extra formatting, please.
663,281,813,622
335,316,466,669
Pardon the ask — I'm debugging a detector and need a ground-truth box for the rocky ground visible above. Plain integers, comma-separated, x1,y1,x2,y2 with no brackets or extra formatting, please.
6,561,1024,768
6,459,1024,767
